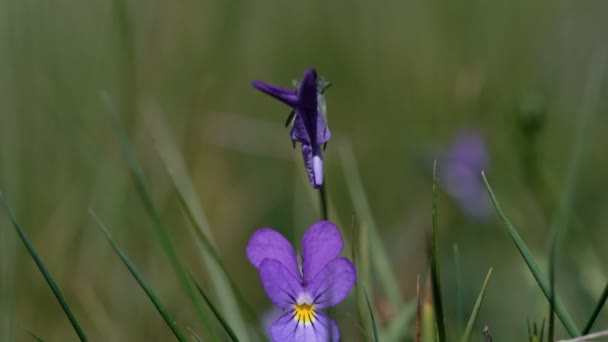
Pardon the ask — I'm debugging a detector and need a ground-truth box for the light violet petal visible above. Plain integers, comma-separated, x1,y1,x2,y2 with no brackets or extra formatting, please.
259,259,303,309
301,144,323,189
307,257,356,309
247,228,300,278
270,310,340,342
252,80,298,108
316,114,331,144
301,221,343,282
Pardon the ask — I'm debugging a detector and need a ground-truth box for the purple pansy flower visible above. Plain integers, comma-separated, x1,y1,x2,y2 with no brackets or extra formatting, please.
252,69,331,189
247,221,356,342
439,130,492,219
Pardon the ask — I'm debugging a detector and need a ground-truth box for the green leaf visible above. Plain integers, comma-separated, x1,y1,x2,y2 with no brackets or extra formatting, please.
431,161,446,342
363,284,379,342
100,92,213,335
0,194,88,341
461,267,493,342
481,172,581,337
193,279,240,342
90,210,187,341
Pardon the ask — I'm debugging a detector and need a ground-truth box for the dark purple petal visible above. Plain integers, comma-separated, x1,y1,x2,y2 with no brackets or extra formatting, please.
252,80,298,108
307,257,356,308
246,228,300,278
301,144,323,189
296,69,318,111
301,221,343,282
258,259,303,309
270,310,340,342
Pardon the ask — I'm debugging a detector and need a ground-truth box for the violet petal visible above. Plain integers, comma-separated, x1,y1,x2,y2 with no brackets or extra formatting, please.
270,310,340,342
252,80,299,108
291,113,311,145
258,259,303,309
301,221,343,282
246,228,300,279
307,257,356,309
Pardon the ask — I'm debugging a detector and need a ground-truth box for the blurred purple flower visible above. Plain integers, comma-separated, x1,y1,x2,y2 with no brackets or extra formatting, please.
439,130,492,220
252,69,331,189
247,221,356,342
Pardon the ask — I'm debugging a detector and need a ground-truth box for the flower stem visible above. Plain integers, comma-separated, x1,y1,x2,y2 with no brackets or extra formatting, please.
319,182,329,220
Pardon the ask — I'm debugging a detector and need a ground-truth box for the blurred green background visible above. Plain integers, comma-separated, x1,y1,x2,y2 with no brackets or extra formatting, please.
1,0,608,340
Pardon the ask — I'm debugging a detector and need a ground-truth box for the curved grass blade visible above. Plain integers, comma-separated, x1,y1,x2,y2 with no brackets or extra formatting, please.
100,92,213,335
193,279,240,342
430,161,446,342
340,143,402,304
583,282,608,334
481,172,580,337
461,267,493,342
363,285,379,342
147,104,254,341
90,210,187,341
0,193,88,341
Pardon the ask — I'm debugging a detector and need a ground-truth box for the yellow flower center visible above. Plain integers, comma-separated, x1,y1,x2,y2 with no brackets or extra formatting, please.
294,303,315,324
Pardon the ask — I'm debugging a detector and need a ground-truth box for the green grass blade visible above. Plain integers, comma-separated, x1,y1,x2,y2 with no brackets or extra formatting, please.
461,267,493,342
90,210,187,341
100,92,213,335
453,244,464,337
363,284,379,342
146,105,253,341
0,194,88,341
547,48,606,336
23,328,45,342
430,161,446,342
193,279,240,342
583,282,608,334
481,172,581,337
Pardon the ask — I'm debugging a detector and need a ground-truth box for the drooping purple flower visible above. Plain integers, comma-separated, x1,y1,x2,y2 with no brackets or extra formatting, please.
252,69,331,189
439,130,492,220
247,221,356,342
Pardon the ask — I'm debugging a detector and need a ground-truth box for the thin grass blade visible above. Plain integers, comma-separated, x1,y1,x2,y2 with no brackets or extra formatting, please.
461,267,493,342
363,284,379,342
453,244,464,337
340,143,403,304
193,279,240,342
481,172,580,337
416,275,422,342
90,210,187,341
549,48,606,339
100,92,213,334
430,161,446,342
0,193,88,341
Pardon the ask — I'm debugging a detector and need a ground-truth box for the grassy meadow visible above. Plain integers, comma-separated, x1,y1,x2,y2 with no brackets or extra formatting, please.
1,0,608,340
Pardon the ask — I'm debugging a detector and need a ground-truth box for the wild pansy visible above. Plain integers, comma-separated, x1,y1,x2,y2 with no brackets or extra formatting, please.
252,69,331,189
439,130,492,220
246,220,355,342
